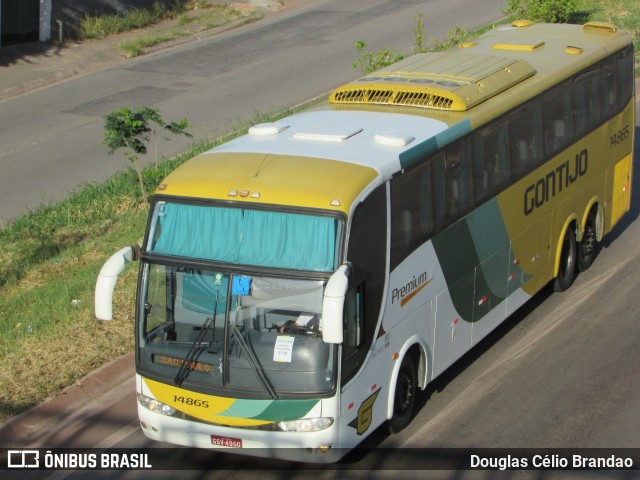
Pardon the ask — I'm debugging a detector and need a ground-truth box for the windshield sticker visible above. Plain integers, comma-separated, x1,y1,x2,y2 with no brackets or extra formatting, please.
232,276,252,295
273,336,295,363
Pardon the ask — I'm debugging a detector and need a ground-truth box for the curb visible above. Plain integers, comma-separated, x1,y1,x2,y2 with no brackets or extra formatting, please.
0,70,81,102
0,352,134,448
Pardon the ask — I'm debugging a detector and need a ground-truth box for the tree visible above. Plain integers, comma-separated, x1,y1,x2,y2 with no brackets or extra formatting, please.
103,107,192,199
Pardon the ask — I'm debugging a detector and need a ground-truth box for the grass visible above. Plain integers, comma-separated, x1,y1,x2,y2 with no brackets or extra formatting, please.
0,164,161,419
79,2,259,58
118,32,182,57
0,143,201,420
80,1,182,40
1,0,637,425
117,4,254,58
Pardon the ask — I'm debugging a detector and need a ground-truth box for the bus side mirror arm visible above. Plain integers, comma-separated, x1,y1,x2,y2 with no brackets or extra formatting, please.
95,245,141,320
322,264,350,344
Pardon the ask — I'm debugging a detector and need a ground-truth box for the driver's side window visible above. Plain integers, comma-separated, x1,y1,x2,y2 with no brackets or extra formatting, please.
342,285,364,380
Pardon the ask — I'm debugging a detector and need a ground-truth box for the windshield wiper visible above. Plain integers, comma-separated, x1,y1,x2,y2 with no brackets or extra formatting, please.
230,325,277,399
174,295,218,387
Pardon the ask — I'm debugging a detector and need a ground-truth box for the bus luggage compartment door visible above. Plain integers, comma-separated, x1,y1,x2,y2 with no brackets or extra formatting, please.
610,153,632,227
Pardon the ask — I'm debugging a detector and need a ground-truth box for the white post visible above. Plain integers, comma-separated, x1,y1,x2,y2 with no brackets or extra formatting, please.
39,0,52,42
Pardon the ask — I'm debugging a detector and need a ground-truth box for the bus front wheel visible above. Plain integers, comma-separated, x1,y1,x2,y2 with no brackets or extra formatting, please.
553,227,577,292
388,354,417,434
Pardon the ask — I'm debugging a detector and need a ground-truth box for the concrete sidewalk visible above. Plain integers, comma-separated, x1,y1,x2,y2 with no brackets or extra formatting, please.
0,0,289,102
0,36,132,101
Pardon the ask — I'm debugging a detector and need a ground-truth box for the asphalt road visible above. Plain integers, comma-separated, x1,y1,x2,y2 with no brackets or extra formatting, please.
0,0,506,224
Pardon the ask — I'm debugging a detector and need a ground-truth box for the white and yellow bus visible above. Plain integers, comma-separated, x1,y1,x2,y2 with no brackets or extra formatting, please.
96,21,634,462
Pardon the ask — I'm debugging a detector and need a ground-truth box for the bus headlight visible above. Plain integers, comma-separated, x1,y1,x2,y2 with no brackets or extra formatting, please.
137,393,177,416
277,417,334,432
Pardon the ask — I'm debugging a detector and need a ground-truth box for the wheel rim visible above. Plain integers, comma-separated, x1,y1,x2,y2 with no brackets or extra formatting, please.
581,224,596,257
395,370,414,413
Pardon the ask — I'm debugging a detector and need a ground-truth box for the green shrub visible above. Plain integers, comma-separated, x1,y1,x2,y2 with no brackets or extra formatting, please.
352,40,405,74
504,0,579,23
428,24,469,51
79,1,181,40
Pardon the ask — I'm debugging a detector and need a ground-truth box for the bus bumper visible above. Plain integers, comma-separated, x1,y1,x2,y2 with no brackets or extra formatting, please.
137,405,343,463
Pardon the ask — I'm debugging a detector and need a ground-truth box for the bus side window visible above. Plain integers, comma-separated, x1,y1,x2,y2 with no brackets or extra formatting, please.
390,163,435,266
472,119,509,202
390,173,418,261
509,99,543,177
430,153,447,229
573,69,601,136
543,80,573,156
444,139,473,219
615,46,634,113
602,57,617,119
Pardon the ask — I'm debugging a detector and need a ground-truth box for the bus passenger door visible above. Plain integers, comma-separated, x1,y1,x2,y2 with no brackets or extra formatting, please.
338,283,390,448
337,183,389,448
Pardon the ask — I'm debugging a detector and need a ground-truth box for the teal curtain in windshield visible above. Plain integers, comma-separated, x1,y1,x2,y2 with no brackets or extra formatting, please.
239,210,336,271
152,203,242,263
149,203,336,271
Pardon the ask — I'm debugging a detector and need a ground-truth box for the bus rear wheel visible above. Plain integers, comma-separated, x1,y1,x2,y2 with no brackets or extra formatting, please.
388,354,417,434
553,227,577,292
578,212,598,272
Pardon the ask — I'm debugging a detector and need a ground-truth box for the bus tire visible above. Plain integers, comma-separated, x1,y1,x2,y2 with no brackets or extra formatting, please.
553,227,577,292
388,354,417,434
578,211,598,272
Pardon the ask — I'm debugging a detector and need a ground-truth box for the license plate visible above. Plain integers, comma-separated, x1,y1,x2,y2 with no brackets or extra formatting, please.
211,435,243,448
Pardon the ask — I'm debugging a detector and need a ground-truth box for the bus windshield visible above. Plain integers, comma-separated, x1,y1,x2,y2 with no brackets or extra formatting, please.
138,265,337,397
138,201,342,397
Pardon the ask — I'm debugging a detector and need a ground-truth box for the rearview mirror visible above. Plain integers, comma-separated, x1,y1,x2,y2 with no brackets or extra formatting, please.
95,245,140,320
321,264,350,344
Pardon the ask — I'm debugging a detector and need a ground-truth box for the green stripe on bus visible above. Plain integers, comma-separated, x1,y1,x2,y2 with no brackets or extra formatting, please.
399,119,471,170
399,137,438,169
467,199,512,300
432,217,478,321
249,399,319,422
222,398,319,421
433,199,524,322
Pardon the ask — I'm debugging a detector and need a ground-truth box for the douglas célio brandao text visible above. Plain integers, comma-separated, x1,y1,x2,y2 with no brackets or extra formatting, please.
470,454,634,470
